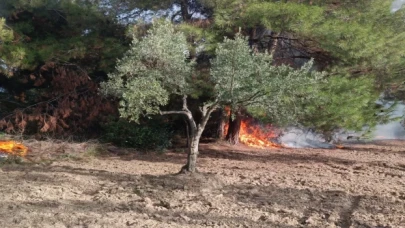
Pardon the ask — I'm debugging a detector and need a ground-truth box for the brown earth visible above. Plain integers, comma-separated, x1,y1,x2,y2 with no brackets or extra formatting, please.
0,139,404,228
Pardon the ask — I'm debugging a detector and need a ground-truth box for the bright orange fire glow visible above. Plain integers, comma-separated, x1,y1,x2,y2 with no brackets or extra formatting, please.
0,141,28,157
224,118,281,149
239,120,281,148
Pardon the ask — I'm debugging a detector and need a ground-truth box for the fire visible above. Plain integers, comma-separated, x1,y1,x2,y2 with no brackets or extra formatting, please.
239,120,281,148
224,117,281,149
335,145,345,149
0,141,28,157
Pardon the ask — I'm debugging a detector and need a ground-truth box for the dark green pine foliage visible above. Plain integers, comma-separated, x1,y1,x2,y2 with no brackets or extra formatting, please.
0,0,128,76
1,0,403,139
213,0,405,134
101,0,405,136
0,0,131,136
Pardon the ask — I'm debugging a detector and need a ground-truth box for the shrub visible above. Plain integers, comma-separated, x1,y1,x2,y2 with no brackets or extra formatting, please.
101,118,173,151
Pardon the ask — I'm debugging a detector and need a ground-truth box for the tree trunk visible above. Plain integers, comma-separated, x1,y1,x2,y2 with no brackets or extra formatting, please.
161,95,218,174
226,110,243,145
181,132,201,173
180,0,191,22
269,32,281,56
217,108,228,139
218,118,226,139
180,102,217,173
183,117,190,148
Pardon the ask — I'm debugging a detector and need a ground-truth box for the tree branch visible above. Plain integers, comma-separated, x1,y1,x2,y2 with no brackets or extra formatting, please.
182,95,191,112
236,91,266,105
160,110,189,116
160,95,198,133
268,36,298,41
198,100,219,132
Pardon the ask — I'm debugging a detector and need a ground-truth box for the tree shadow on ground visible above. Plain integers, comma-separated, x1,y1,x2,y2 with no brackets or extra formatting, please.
341,140,405,155
1,198,297,228
105,143,359,167
198,148,357,166
224,183,401,228
340,146,405,156
90,139,405,169
0,163,402,228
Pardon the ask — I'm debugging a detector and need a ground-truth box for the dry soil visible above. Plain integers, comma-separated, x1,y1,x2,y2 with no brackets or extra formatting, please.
0,139,404,228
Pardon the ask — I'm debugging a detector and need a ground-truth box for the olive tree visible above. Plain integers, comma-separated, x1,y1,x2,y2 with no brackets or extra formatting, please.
101,21,324,173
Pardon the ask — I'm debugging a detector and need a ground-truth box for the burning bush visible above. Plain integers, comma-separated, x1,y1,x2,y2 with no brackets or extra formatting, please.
0,140,28,157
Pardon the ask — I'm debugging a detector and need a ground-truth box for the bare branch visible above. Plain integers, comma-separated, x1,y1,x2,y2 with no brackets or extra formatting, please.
198,100,219,131
160,110,189,116
160,95,198,133
182,95,191,112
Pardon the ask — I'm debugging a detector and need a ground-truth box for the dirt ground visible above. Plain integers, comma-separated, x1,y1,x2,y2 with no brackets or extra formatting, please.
0,139,404,228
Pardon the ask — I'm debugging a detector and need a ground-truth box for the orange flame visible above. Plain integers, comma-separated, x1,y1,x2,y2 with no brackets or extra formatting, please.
239,120,281,148
224,117,281,148
336,145,345,149
0,141,28,157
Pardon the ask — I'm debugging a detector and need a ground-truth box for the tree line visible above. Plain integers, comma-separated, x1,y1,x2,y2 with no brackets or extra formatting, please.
0,0,405,172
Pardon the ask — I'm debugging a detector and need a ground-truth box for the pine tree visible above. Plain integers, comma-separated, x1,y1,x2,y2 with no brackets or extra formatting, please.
0,0,128,76
0,0,128,135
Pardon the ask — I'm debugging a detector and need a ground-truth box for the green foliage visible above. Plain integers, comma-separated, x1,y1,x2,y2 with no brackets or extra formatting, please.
104,22,327,129
101,21,194,122
211,34,325,125
102,118,173,151
177,23,218,54
299,76,390,135
101,3,402,143
0,18,13,42
242,2,324,32
0,0,128,75
211,0,405,90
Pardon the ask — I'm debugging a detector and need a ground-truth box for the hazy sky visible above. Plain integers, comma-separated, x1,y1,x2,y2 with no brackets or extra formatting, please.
392,0,405,12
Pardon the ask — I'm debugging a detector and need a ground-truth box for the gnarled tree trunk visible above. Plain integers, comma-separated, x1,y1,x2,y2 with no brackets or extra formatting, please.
161,95,218,173
183,127,202,173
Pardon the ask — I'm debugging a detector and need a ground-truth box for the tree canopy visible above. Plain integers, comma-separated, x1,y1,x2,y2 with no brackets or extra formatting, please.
0,0,128,76
101,21,327,172
0,0,403,156
0,0,127,135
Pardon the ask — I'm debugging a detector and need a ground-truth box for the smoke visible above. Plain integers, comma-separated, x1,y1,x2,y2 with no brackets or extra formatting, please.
279,100,405,148
391,0,405,12
279,128,336,149
277,2,405,148
372,101,405,140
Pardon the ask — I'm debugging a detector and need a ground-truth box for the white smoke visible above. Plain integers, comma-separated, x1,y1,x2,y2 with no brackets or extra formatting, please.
391,0,405,12
279,128,336,149
279,100,405,148
372,101,405,140
278,1,405,148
